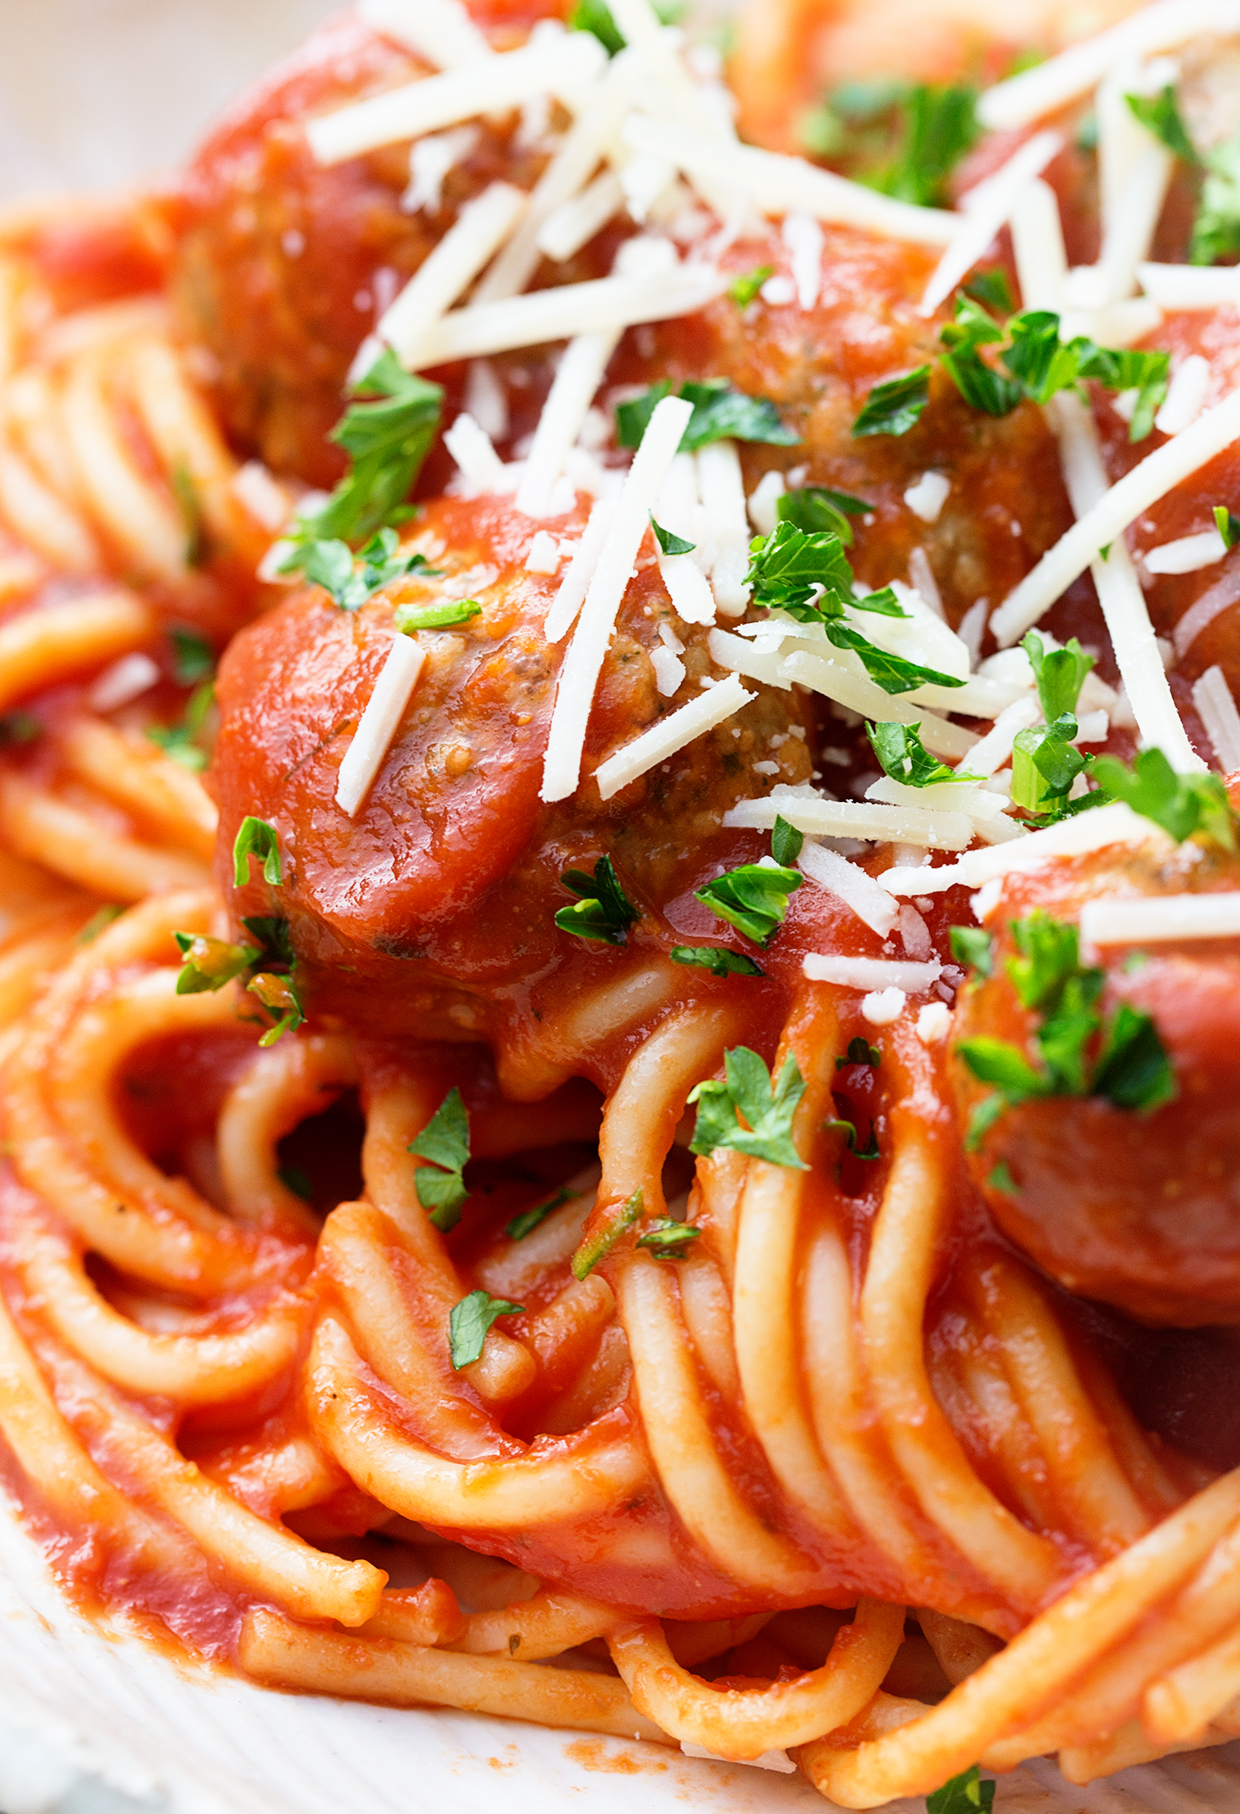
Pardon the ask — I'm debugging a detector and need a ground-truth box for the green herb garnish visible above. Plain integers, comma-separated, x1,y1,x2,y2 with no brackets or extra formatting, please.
616,377,798,452
394,596,482,633
728,265,774,308
1090,747,1237,850
949,926,993,976
1215,505,1240,550
776,485,870,546
868,720,961,787
572,1188,644,1279
636,1218,701,1257
232,817,282,888
296,526,437,612
835,1036,881,1069
689,1047,808,1169
927,1765,995,1814
670,945,765,977
695,861,801,945
410,1086,471,1232
650,515,695,556
147,680,214,772
449,1289,524,1369
771,814,804,864
507,1187,573,1242
169,626,215,686
555,855,639,945
852,366,932,437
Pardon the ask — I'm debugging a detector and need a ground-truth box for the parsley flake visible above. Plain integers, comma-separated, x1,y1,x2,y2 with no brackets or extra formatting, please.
771,814,804,865
616,378,798,452
246,970,306,1047
670,945,765,977
835,1036,881,1069
169,626,215,686
728,265,774,308
287,349,443,551
776,485,870,546
147,680,213,772
868,720,961,787
448,1289,524,1369
695,861,801,945
689,1047,808,1169
1215,505,1240,550
556,856,639,945
173,932,258,995
650,515,695,556
507,1187,573,1242
949,926,993,976
927,1765,995,1814
572,1188,644,1280
852,366,932,437
394,596,482,633
294,526,437,612
1091,747,1236,850
409,1087,471,1231
1126,86,1197,164
637,1218,701,1257
824,1115,880,1159
232,817,282,888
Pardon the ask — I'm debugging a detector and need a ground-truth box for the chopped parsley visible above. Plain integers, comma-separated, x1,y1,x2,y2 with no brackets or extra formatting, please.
172,461,205,568
670,945,765,977
949,926,993,977
174,932,258,995
745,520,966,695
801,82,979,209
572,1188,644,1280
1010,631,1096,819
1090,746,1237,850
776,484,871,546
284,349,443,553
147,680,213,772
852,366,932,437
1126,86,1197,164
855,297,1170,443
771,814,804,865
394,596,482,633
569,0,681,55
76,904,123,945
963,268,1015,315
448,1289,524,1369
277,1164,313,1201
695,861,801,945
728,264,774,308
636,1218,701,1257
616,378,798,452
507,1187,573,1241
689,1047,808,1169
836,1036,881,1069
232,817,282,888
1215,505,1240,550
927,1766,994,1814
246,970,306,1046
824,1114,880,1159
409,1086,471,1231
555,856,639,945
650,515,695,556
957,910,1176,1146
1192,131,1240,267
169,626,215,686
295,527,437,612
868,720,961,787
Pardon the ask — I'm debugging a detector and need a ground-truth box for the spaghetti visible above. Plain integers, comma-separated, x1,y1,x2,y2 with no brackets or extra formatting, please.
4,0,1240,1803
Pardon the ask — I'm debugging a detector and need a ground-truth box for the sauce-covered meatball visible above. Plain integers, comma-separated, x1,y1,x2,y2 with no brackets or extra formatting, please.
212,493,812,1061
952,823,1240,1325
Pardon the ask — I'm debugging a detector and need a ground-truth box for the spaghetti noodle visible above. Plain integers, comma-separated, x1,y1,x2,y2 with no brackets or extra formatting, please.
5,0,1240,1802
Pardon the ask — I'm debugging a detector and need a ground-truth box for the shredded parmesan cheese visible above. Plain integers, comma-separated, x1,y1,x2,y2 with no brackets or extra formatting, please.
1173,561,1240,658
1156,354,1213,436
990,385,1240,648
358,0,492,68
594,671,755,800
904,472,950,524
1138,261,1240,310
782,212,824,311
977,0,1240,131
724,787,975,850
515,331,619,517
919,131,1062,317
375,182,526,365
696,440,751,616
1193,665,1240,773
917,1001,952,1043
443,412,512,495
406,262,726,369
797,841,900,937
306,33,605,166
88,652,159,714
538,171,627,262
542,396,693,801
545,499,615,643
1011,177,1068,311
1080,890,1240,949
525,531,561,574
336,636,427,818
877,800,1168,896
804,952,942,992
620,115,957,244
863,987,907,1024
1144,529,1226,575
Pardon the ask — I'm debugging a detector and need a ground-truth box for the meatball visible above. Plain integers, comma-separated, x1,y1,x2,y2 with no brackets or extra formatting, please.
174,7,563,485
952,830,1240,1325
211,493,812,1054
